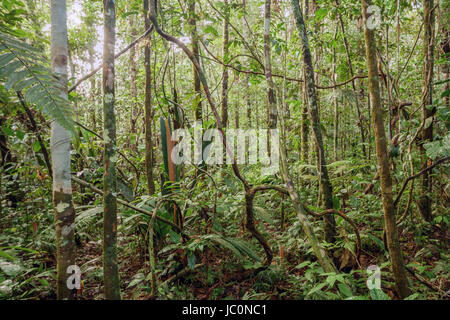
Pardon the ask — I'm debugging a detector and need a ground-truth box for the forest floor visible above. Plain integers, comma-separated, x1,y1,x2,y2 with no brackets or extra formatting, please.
61,219,449,300
1,180,448,300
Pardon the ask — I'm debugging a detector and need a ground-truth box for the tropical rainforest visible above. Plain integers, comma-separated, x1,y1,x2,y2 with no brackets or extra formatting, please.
0,0,449,301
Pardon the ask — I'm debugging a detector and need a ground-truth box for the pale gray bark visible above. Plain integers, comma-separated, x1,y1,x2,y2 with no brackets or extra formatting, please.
50,0,76,300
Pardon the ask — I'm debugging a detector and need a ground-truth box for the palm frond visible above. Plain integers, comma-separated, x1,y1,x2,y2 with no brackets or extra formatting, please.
0,30,75,134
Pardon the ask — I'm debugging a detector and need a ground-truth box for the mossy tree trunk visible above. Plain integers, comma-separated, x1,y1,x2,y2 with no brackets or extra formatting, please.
264,0,277,130
361,0,411,299
277,87,336,274
102,0,121,300
335,0,367,158
221,0,229,129
242,0,251,127
188,0,202,122
300,0,309,163
144,0,155,196
418,0,435,222
129,13,138,150
291,0,336,243
332,27,339,162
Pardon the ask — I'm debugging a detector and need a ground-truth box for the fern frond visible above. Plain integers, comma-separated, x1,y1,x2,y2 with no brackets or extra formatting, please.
0,30,75,134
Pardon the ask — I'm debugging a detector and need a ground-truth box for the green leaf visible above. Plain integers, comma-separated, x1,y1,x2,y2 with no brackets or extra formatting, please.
424,116,433,129
5,68,27,89
187,252,196,269
203,25,219,37
0,52,15,66
0,31,75,134
295,261,311,269
367,233,385,251
32,140,41,152
315,8,329,22
127,272,145,288
338,283,353,298
0,259,21,276
0,251,17,261
404,293,419,300
117,177,134,202
15,129,24,140
307,282,327,296
1,126,14,136
254,206,274,224
441,89,450,98
369,288,390,300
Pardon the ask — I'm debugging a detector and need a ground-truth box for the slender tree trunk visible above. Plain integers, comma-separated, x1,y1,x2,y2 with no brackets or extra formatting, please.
102,0,120,300
418,0,435,222
332,27,339,162
243,0,251,127
291,0,336,243
278,89,336,274
440,0,449,109
235,102,239,128
129,15,138,150
264,0,277,130
361,0,411,299
221,0,229,128
17,92,53,177
144,0,155,196
67,45,82,152
245,73,251,126
300,81,309,162
300,0,309,163
335,0,367,157
188,0,202,122
50,0,76,300
89,48,97,132
97,78,103,135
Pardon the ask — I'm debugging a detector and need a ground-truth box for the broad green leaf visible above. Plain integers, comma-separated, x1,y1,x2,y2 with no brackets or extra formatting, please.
338,283,353,298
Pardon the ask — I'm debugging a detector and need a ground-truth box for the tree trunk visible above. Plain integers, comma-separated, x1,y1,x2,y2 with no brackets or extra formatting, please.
88,48,97,132
144,0,155,196
102,0,121,300
235,103,239,128
418,0,435,222
129,14,138,150
188,0,202,122
361,0,411,299
332,27,339,162
335,0,367,158
264,0,277,130
277,87,336,274
440,1,449,109
67,44,82,152
243,0,251,127
291,0,336,243
221,0,229,128
50,0,76,300
300,0,310,163
17,92,53,177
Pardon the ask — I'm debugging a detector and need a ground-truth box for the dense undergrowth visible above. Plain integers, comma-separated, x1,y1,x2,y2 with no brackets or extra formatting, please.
1,151,448,300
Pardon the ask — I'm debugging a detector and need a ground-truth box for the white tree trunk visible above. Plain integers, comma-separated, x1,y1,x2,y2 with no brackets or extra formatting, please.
50,0,76,300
